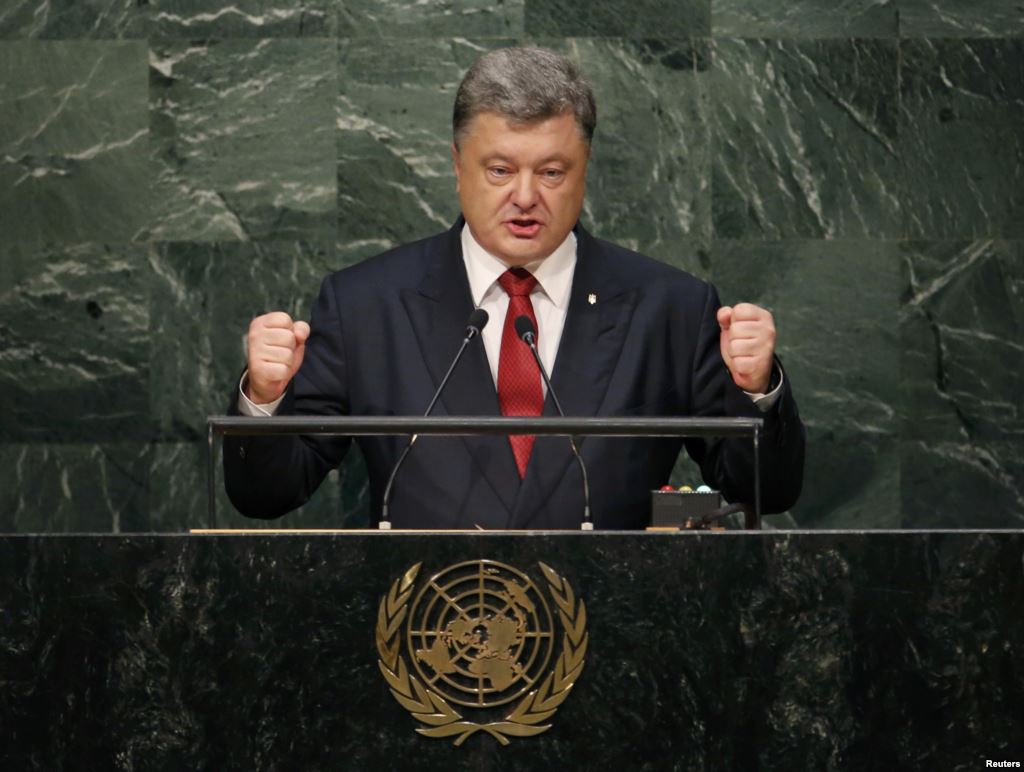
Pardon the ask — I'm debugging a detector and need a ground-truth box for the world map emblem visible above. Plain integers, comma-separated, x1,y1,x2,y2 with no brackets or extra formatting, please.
375,560,588,745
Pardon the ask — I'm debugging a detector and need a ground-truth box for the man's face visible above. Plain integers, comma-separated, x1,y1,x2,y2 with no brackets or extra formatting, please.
452,110,589,267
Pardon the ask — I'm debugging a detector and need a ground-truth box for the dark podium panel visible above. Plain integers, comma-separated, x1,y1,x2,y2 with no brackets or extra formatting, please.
1,532,1021,771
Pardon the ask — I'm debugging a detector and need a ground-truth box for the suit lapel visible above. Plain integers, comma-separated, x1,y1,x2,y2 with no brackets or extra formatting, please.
400,221,521,520
512,225,640,527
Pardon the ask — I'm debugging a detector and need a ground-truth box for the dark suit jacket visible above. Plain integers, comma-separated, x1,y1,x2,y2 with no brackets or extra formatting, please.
224,219,804,529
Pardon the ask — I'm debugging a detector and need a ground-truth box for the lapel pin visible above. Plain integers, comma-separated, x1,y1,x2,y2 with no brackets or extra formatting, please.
588,293,597,305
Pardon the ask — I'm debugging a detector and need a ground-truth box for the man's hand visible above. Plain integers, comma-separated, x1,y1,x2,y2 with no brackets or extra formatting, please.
717,303,776,394
245,312,311,404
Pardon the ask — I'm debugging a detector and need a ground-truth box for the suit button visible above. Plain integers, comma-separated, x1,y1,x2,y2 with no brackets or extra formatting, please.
239,446,246,459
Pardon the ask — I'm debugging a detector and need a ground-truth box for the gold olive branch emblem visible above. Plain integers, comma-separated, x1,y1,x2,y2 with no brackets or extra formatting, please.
375,561,588,746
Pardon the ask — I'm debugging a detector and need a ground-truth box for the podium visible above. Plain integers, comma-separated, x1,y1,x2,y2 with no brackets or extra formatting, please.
1,531,1021,769
208,414,771,529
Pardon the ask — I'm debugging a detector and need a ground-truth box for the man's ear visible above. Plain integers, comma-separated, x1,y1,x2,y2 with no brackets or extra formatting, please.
450,143,461,193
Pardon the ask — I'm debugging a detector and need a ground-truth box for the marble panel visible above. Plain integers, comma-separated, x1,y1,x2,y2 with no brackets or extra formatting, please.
900,0,1024,38
337,37,483,249
900,240,1023,528
0,0,341,39
711,0,897,38
0,0,145,38
149,442,366,531
710,39,900,239
338,0,524,37
900,39,1024,240
525,0,709,38
568,38,712,252
148,39,337,243
710,240,901,527
147,241,337,441
0,444,148,532
901,440,1024,528
337,38,710,256
148,0,335,38
901,241,1023,443
0,243,151,442
0,41,149,245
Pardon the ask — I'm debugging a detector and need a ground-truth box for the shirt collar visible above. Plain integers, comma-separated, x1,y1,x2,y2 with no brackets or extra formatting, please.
461,223,577,309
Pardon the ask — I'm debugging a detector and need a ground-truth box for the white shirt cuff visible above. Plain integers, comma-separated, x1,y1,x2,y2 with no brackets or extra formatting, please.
237,371,285,417
744,366,784,413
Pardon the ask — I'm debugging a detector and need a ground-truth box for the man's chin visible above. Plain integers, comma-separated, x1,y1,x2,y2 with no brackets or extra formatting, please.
495,237,550,266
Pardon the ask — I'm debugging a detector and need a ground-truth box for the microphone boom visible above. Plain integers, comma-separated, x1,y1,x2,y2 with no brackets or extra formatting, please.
513,315,594,530
379,308,489,528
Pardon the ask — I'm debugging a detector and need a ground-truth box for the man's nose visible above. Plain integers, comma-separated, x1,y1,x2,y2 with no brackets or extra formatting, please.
510,172,539,210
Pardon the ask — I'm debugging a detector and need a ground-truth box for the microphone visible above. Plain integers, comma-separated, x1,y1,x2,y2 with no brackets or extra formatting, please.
514,315,594,531
379,308,489,529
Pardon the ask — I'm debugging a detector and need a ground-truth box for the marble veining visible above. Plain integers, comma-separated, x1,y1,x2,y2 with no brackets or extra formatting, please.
711,38,900,239
0,243,151,441
0,445,149,531
148,39,337,242
712,0,897,38
0,41,150,244
525,0,710,38
899,39,1024,239
337,37,479,249
0,0,145,39
340,0,524,38
900,0,1024,38
570,38,712,256
150,0,335,38
900,240,1024,528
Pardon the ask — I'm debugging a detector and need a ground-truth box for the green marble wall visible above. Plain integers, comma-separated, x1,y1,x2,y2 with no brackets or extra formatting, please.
1,1,1021,531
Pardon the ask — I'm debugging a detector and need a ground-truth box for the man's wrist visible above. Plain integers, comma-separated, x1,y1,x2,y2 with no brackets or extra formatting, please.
238,372,285,417
245,382,280,405
744,360,784,412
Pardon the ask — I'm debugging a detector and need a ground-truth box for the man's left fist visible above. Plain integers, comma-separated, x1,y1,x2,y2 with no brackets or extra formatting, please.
717,303,776,394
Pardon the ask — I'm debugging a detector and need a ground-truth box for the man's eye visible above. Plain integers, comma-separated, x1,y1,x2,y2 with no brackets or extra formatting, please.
542,169,565,180
489,167,510,177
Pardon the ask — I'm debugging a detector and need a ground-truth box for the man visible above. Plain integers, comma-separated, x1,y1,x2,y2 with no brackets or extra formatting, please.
225,47,804,529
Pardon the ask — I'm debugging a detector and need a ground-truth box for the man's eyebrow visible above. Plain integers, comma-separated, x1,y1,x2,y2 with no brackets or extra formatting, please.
480,153,574,165
536,153,573,165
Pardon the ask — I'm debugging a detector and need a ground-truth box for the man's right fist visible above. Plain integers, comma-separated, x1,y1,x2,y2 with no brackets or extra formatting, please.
245,312,311,404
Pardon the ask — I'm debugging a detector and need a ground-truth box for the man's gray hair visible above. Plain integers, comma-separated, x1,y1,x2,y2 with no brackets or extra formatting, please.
453,47,597,148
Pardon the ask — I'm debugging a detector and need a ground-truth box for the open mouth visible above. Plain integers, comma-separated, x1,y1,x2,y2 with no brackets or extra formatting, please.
505,218,542,238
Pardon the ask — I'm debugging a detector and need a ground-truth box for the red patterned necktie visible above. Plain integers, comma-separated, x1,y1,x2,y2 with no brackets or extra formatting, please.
497,268,543,478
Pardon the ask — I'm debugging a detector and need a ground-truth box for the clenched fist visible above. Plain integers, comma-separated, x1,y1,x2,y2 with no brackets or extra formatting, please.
717,302,776,394
245,312,311,404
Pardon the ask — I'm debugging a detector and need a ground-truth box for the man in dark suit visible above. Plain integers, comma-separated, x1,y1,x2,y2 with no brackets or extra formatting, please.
225,47,804,529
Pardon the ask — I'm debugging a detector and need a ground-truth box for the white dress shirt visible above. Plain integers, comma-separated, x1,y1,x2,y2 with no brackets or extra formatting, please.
461,224,575,393
238,225,781,414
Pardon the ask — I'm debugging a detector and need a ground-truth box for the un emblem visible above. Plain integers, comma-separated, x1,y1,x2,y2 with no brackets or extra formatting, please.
376,560,588,745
